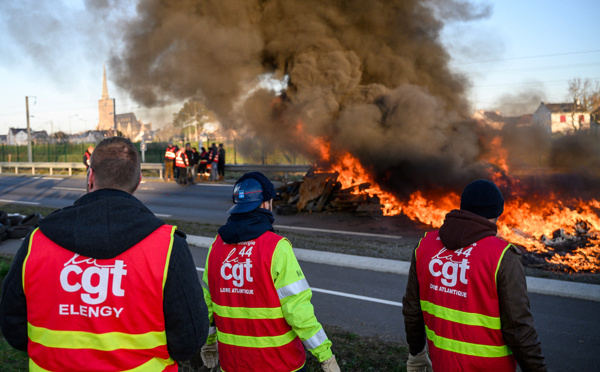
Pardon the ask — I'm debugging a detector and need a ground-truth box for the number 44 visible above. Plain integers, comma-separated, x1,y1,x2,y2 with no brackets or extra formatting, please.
238,247,253,257
454,247,472,257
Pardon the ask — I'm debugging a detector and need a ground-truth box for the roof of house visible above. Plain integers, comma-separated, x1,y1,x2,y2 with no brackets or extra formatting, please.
540,102,585,113
485,111,504,122
8,128,27,135
116,112,139,123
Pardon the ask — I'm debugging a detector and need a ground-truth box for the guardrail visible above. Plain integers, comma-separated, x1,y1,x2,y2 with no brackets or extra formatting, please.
0,162,311,179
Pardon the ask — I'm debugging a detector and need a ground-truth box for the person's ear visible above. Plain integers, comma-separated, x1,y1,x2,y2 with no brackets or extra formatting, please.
131,172,142,193
87,168,95,192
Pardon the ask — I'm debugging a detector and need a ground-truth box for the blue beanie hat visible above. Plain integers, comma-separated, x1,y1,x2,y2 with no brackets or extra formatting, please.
460,179,504,219
228,172,276,214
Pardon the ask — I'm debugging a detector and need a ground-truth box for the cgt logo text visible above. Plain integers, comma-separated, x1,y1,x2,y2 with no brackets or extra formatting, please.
220,247,254,288
428,247,471,287
58,254,126,318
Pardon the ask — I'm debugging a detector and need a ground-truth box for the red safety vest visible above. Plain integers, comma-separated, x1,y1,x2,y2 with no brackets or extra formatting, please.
416,231,517,371
207,232,305,372
84,152,91,167
23,225,178,372
175,149,188,168
165,147,176,160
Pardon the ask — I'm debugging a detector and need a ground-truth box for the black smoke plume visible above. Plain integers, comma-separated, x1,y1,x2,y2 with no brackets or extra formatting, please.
111,0,494,196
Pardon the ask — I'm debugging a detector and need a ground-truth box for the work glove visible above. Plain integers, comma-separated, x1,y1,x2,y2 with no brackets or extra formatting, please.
321,355,341,372
406,346,433,372
200,342,219,369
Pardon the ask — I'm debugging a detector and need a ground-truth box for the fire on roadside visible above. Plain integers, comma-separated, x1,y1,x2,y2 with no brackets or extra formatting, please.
306,131,600,273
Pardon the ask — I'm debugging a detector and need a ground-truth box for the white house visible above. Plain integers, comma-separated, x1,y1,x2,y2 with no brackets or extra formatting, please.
532,102,590,133
473,110,505,130
7,128,28,145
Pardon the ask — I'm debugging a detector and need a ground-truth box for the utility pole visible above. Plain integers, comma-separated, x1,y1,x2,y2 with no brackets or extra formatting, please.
25,96,32,162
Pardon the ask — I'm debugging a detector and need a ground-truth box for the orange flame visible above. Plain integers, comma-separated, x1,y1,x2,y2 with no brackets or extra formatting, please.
302,128,600,273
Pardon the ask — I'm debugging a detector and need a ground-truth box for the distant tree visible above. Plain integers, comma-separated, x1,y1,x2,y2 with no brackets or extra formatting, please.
173,99,210,141
567,78,600,131
52,131,69,144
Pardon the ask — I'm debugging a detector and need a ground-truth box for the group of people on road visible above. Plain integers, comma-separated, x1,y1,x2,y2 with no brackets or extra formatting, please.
0,135,547,371
165,142,226,185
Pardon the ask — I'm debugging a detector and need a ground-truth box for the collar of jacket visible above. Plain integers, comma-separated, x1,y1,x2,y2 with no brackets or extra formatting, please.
218,209,275,244
438,209,498,251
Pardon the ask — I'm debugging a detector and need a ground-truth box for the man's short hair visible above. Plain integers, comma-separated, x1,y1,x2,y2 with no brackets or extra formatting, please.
90,137,141,193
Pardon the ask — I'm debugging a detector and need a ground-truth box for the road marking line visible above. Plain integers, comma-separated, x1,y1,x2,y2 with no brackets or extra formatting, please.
274,225,402,239
140,187,155,190
311,287,402,307
155,213,172,218
41,177,63,180
194,267,401,307
194,183,232,187
53,187,86,192
0,199,40,205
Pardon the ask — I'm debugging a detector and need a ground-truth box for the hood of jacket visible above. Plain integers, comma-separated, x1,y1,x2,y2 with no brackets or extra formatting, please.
218,209,275,244
37,188,164,259
438,209,498,251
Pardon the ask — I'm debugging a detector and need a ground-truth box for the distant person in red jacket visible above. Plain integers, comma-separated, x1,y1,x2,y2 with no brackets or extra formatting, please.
83,146,94,170
198,147,208,181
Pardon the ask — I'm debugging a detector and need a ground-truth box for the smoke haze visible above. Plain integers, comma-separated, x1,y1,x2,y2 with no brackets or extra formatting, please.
112,0,496,195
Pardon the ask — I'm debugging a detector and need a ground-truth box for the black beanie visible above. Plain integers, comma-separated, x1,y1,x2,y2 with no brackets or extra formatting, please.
460,179,504,219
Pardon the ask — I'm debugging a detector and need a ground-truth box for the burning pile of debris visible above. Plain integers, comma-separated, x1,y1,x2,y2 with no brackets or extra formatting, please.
518,221,600,273
274,168,384,216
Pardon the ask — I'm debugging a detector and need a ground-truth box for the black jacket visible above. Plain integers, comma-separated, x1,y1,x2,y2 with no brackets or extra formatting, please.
0,189,208,362
402,209,547,371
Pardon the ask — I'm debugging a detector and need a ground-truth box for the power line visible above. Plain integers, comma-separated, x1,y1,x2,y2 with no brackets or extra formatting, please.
470,76,600,89
453,49,600,65
459,62,600,75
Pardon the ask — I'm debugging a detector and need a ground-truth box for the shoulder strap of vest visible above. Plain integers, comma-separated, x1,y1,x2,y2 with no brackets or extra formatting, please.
415,230,439,262
22,227,40,293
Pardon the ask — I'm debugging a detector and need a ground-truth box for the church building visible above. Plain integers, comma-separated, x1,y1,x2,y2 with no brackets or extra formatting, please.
97,65,152,141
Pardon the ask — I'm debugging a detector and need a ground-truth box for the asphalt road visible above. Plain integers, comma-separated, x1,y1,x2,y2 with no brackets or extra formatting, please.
0,175,423,238
1,174,599,370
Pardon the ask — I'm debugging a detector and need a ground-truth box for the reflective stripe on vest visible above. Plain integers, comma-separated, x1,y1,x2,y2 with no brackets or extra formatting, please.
30,356,175,372
175,149,188,167
23,226,177,372
416,231,516,371
208,232,305,372
425,325,512,358
165,148,176,160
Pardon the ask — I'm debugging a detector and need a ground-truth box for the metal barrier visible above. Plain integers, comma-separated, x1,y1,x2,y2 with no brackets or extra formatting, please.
0,162,311,179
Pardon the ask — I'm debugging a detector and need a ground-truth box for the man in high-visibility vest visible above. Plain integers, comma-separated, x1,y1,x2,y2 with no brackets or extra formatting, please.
0,136,208,371
164,142,177,182
402,179,547,372
201,172,341,372
175,144,190,185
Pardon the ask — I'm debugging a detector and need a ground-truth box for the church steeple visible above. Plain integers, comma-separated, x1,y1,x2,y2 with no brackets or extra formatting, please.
98,64,116,131
101,64,109,99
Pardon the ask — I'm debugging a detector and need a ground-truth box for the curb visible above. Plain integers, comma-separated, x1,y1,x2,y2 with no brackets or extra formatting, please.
186,235,600,303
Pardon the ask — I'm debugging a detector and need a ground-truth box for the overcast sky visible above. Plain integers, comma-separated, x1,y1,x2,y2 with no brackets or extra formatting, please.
0,0,598,136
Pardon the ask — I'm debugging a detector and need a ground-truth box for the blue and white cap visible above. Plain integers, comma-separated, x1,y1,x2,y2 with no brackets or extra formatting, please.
227,172,276,214
228,178,265,214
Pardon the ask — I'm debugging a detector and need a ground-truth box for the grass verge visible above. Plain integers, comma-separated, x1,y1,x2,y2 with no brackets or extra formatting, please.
185,325,408,371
